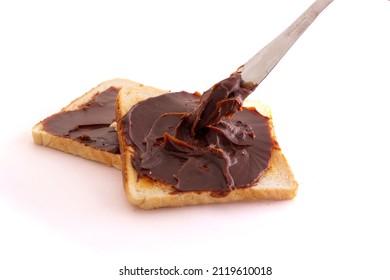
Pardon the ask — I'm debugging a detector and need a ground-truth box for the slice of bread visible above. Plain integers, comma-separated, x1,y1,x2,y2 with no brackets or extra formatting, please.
116,87,298,209
32,78,166,169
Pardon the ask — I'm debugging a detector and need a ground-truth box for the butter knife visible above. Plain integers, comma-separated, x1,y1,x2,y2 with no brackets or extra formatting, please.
237,0,333,85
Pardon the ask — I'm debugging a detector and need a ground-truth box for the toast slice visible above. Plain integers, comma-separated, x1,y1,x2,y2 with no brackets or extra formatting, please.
32,78,166,169
116,87,298,209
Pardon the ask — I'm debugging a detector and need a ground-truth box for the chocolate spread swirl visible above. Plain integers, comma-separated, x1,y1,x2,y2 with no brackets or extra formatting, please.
122,72,276,192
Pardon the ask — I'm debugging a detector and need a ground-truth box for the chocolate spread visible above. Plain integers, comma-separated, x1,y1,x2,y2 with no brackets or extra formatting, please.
42,87,120,153
122,72,277,193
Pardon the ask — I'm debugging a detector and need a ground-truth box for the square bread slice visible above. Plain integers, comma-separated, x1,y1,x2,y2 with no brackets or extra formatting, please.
116,87,298,209
32,78,166,169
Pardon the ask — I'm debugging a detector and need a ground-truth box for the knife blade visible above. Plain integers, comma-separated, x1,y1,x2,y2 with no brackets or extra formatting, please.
238,0,333,85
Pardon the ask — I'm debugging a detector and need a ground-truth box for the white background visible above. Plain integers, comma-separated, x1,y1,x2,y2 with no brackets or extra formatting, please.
1,0,389,279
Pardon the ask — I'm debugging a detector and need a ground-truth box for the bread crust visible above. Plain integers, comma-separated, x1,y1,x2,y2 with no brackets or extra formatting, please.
116,87,298,209
32,78,164,169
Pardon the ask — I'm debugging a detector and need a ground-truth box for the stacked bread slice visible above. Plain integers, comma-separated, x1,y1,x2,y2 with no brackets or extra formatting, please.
32,79,165,169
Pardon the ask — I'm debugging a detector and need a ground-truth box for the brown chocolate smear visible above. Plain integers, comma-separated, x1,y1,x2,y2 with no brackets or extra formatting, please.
42,87,120,153
122,73,276,193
